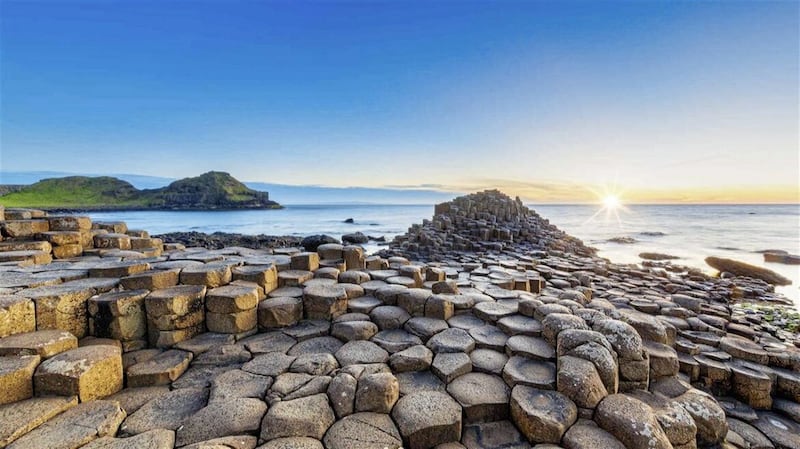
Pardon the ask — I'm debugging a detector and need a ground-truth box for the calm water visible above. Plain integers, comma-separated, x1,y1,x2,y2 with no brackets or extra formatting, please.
87,204,800,305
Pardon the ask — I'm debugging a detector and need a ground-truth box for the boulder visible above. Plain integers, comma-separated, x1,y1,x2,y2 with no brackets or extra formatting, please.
705,256,791,285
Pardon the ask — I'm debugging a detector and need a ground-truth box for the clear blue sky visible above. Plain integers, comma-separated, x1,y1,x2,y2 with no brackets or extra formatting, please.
1,0,797,202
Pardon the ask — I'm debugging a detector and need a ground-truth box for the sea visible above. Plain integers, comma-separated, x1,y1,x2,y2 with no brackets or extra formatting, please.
85,204,800,306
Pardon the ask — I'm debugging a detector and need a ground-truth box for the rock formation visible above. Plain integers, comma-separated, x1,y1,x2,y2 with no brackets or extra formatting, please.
0,190,798,449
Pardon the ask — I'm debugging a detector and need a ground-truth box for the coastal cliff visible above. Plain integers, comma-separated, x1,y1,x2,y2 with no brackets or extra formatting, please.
0,171,281,210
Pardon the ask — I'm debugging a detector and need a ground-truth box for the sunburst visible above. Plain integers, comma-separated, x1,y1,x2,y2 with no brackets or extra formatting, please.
585,186,629,225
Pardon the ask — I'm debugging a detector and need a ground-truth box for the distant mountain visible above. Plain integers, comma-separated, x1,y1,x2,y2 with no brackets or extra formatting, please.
0,172,281,210
0,171,174,189
0,171,462,204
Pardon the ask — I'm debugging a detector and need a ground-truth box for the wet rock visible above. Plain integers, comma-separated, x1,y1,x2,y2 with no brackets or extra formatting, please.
301,235,339,252
705,256,791,285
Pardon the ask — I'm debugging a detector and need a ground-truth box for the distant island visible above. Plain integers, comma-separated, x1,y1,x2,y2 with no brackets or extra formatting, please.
0,171,282,211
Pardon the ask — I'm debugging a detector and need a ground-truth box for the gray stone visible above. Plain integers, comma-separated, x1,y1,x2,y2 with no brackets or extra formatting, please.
427,328,475,353
335,341,389,366
432,352,472,383
470,349,508,375
175,398,268,446
79,429,175,449
354,372,399,413
119,387,208,436
468,325,508,351
290,353,338,376
372,329,423,353
107,386,170,414
327,372,357,418
461,421,530,449
287,336,342,356
126,349,192,387
510,385,576,444
256,437,323,449
242,353,295,377
595,394,671,449
390,345,433,372
447,372,509,424
562,420,625,449
323,412,402,449
391,391,462,449
396,371,446,396
210,369,273,402
502,356,556,389
557,355,608,409
259,394,335,441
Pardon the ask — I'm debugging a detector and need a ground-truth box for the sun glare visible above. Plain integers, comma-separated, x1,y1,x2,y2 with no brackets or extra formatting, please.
603,195,621,209
585,187,629,226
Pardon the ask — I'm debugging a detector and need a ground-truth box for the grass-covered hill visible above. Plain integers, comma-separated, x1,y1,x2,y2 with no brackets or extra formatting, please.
0,171,281,210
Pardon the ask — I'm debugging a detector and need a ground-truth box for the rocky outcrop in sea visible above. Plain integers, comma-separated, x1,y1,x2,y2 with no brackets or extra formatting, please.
0,191,798,449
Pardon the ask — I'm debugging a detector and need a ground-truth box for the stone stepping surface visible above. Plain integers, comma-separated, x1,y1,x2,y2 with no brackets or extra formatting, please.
0,192,797,448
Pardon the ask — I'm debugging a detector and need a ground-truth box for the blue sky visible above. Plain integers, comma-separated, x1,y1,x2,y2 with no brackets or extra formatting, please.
1,0,798,202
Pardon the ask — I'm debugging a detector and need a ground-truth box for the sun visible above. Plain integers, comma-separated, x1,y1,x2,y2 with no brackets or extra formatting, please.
585,188,629,225
603,194,621,210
